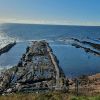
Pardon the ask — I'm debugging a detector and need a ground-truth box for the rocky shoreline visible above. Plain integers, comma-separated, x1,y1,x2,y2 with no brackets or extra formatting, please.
0,41,67,94
0,42,16,55
58,37,100,56
69,38,100,56
0,40,99,95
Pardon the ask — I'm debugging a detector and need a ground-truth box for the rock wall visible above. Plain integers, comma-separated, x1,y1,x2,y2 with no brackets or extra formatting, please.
0,41,67,94
0,42,16,55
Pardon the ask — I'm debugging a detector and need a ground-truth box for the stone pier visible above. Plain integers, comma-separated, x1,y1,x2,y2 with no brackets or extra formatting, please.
0,42,16,55
0,41,67,94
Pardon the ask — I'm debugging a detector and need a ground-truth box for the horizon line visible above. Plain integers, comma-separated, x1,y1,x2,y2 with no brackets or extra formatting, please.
0,18,100,27
1,22,100,27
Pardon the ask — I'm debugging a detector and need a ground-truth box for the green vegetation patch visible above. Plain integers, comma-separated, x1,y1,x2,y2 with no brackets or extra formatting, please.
0,92,100,100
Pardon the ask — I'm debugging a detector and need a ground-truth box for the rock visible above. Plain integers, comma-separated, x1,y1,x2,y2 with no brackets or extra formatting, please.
0,42,16,55
6,88,12,93
0,41,66,94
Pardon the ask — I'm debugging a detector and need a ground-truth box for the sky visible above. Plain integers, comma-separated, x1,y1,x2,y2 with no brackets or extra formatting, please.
0,0,100,26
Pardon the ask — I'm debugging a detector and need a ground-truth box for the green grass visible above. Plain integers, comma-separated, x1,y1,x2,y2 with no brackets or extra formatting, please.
71,96,100,100
0,92,100,100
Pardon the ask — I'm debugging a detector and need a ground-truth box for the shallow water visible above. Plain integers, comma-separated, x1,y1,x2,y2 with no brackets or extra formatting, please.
0,42,29,67
51,44,100,77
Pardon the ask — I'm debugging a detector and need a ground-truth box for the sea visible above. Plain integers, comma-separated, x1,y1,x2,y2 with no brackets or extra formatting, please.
0,23,100,78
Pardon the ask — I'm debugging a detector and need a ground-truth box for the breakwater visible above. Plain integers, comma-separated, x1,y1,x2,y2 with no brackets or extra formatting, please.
0,41,67,94
0,42,16,55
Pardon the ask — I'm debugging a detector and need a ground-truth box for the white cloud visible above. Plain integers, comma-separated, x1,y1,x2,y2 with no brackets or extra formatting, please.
0,17,100,26
0,17,69,25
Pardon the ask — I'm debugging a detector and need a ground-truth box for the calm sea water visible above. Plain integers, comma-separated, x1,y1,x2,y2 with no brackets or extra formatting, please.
0,23,100,77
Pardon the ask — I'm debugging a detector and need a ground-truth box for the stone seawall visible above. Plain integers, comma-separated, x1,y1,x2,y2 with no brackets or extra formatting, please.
0,41,67,94
46,44,65,89
0,42,16,55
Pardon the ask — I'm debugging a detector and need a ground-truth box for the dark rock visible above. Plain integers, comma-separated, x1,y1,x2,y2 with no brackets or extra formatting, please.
0,41,66,94
0,42,16,55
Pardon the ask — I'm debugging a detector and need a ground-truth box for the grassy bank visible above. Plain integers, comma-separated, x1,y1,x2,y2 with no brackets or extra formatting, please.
0,92,100,100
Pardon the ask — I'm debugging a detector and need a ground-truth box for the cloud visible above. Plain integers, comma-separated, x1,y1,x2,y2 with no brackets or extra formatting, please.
0,17,100,26
0,17,67,25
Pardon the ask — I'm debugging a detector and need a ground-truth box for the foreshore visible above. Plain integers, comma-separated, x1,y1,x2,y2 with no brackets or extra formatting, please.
66,38,100,56
0,40,99,96
0,41,67,94
57,37,100,56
